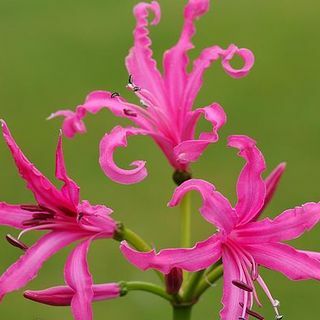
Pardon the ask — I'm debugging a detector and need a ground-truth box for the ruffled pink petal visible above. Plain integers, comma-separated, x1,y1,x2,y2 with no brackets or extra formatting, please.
247,242,320,281
254,162,286,220
55,133,80,208
77,200,116,236
65,239,94,320
168,179,236,233
235,202,320,244
220,247,243,320
183,45,254,110
174,103,226,164
50,91,149,138
99,126,148,184
120,234,222,274
0,203,31,229
0,231,86,301
126,2,166,107
163,0,209,111
1,120,74,213
24,283,121,306
228,135,266,225
48,110,86,139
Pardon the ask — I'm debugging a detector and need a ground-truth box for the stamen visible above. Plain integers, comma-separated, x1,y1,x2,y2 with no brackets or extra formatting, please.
32,212,55,220
133,86,141,92
257,276,283,319
123,109,137,117
20,204,44,212
6,234,28,251
232,280,253,292
140,99,148,108
239,303,264,320
111,92,120,98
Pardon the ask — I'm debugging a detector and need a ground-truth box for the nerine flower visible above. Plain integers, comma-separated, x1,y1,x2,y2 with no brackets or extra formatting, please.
24,238,121,320
0,120,117,319
49,0,254,184
120,135,320,319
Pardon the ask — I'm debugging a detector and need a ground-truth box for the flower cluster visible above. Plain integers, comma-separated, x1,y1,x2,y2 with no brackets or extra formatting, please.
1,0,319,319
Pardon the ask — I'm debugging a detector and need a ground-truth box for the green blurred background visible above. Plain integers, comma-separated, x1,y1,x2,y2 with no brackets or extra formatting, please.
0,0,319,318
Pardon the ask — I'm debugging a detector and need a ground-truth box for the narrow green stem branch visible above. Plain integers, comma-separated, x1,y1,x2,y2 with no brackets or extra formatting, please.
172,305,193,320
182,270,205,301
123,281,173,302
193,264,224,298
114,224,163,281
116,225,152,252
180,192,192,248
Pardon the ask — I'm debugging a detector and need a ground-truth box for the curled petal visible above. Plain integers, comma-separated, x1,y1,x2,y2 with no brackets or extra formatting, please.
254,162,286,219
221,46,255,78
120,234,222,274
24,283,121,306
48,110,86,139
65,239,94,320
126,1,166,106
247,243,320,281
169,179,236,233
55,133,80,208
174,103,226,164
0,203,31,229
1,120,73,213
228,135,266,225
99,126,148,184
220,248,244,320
183,45,254,110
235,202,320,243
163,0,209,110
0,231,86,301
50,91,147,138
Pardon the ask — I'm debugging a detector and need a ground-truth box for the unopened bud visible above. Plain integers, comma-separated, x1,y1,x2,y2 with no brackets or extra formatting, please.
165,268,183,295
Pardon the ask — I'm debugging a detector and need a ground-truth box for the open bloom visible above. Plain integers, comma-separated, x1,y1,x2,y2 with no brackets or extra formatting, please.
24,238,121,320
0,120,117,317
49,0,254,184
121,135,320,319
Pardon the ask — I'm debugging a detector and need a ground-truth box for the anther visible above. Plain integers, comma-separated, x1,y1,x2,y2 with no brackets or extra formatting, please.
6,234,28,251
133,86,141,92
273,300,280,308
275,316,283,320
20,204,44,212
232,280,253,292
123,109,137,117
111,92,120,98
128,74,134,85
239,303,264,320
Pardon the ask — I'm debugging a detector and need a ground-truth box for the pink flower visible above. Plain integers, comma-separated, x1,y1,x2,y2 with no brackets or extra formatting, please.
0,120,117,319
49,0,254,184
120,135,320,319
24,238,121,319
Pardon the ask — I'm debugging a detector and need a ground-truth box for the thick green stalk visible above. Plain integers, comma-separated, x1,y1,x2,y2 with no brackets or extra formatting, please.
182,270,205,302
172,305,193,320
193,264,223,298
180,192,191,248
122,281,173,302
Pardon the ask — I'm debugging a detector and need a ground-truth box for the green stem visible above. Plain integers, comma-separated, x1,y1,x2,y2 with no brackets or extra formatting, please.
193,264,223,298
114,224,163,281
122,281,173,302
116,225,152,252
172,305,193,320
180,192,191,248
182,270,205,302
